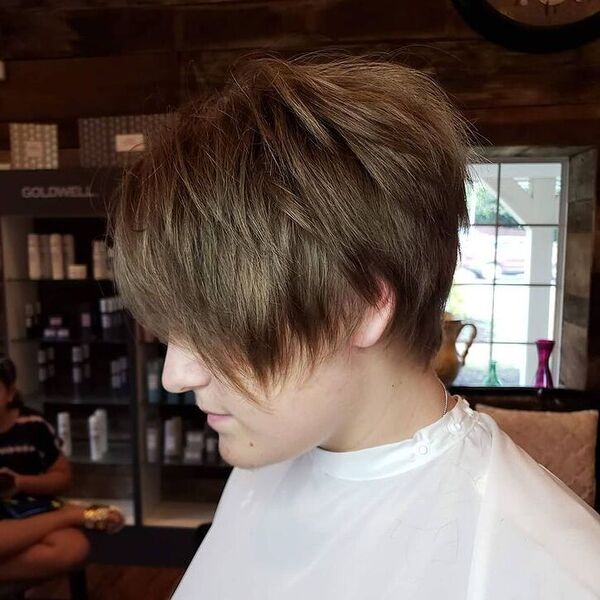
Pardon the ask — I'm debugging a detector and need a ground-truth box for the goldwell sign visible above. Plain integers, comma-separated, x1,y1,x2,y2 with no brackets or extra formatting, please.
20,186,97,199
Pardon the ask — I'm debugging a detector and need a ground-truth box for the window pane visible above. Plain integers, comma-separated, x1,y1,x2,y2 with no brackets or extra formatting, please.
460,160,564,388
467,164,499,226
452,342,491,386
491,344,532,386
456,225,496,283
495,226,558,285
492,285,556,343
499,163,561,225
446,285,493,342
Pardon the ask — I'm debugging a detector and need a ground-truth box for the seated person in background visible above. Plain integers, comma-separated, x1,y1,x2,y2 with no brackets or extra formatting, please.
110,55,600,599
0,502,122,584
0,356,72,502
0,355,124,583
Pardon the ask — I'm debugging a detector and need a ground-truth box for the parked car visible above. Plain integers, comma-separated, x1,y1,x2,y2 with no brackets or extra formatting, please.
460,228,524,280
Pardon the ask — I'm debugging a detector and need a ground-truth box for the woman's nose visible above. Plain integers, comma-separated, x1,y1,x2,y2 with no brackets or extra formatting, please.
162,343,211,393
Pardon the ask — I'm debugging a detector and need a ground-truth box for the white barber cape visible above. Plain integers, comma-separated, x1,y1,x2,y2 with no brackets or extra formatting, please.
172,397,600,599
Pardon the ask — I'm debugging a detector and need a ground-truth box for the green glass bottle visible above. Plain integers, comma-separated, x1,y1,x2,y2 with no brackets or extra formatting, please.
483,359,502,386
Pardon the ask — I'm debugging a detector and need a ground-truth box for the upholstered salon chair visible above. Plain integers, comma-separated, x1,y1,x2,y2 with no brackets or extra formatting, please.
476,404,598,508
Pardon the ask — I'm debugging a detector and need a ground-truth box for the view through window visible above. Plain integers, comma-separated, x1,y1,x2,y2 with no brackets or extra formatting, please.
448,161,565,386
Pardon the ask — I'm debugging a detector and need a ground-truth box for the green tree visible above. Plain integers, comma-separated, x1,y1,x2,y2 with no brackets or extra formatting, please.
471,185,521,227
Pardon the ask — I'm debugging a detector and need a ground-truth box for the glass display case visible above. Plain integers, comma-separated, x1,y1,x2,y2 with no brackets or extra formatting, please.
136,336,231,528
0,168,231,531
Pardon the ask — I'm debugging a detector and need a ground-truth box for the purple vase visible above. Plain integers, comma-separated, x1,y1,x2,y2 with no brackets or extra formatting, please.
534,339,554,388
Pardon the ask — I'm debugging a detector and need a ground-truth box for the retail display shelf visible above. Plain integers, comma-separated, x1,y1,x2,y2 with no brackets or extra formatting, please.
144,501,217,529
68,497,135,526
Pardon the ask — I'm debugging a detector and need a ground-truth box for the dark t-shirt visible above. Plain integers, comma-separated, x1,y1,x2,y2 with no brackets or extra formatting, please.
0,406,62,476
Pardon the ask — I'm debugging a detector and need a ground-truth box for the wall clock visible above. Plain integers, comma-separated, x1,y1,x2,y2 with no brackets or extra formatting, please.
452,0,599,53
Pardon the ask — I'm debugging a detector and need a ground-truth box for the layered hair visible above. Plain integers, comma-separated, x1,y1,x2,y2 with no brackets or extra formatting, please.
110,54,472,399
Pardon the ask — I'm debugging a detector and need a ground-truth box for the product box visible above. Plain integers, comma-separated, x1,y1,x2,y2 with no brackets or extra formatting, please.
78,114,175,167
9,123,59,170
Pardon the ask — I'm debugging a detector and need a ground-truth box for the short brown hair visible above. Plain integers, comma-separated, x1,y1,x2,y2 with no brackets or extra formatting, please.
110,54,472,398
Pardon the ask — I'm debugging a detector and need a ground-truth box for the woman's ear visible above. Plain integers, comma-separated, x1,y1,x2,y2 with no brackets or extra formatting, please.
351,279,395,349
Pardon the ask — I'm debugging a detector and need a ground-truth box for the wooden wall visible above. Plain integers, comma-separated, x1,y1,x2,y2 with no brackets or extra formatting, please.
1,0,599,386
562,149,598,389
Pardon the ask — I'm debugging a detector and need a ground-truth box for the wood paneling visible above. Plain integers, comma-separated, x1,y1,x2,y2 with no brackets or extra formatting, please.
560,322,589,389
0,8,176,59
1,3,599,138
560,148,598,389
0,1,474,60
465,105,600,146
178,41,600,109
0,54,179,121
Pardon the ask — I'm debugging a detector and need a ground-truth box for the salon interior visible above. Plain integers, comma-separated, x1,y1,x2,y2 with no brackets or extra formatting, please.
0,1,599,599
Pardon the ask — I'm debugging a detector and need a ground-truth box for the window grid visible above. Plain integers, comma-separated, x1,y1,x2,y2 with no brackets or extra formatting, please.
451,160,566,387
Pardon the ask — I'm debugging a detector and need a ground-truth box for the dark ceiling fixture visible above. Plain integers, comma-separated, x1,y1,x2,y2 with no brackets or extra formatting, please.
452,0,599,53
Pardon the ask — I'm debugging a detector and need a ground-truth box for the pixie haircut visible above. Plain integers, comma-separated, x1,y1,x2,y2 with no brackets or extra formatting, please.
110,55,471,398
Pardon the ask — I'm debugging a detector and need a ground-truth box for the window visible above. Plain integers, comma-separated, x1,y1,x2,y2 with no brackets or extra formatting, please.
448,161,566,386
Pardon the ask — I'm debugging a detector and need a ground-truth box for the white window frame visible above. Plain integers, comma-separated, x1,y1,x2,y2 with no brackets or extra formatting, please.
452,157,569,386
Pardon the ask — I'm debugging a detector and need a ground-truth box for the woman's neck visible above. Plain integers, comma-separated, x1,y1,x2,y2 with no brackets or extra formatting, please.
321,343,455,452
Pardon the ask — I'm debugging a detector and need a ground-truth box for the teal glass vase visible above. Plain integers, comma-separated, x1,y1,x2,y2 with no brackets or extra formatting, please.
483,359,502,386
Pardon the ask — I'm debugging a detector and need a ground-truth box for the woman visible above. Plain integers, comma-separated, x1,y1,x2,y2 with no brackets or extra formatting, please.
0,355,123,583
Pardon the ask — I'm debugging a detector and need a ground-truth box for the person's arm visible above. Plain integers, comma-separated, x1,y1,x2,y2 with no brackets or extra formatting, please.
14,454,73,497
0,504,85,560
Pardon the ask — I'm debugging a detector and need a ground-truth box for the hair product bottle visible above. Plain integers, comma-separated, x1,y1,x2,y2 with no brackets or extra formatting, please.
49,233,64,280
72,345,83,397
57,411,72,457
164,417,182,462
37,348,48,395
62,234,75,272
27,234,42,280
93,408,108,455
92,240,108,279
34,301,42,336
46,346,55,394
82,344,91,388
146,424,159,463
147,359,163,404
25,303,35,339
79,303,93,340
119,356,128,393
88,413,102,462
183,430,204,464
39,235,52,279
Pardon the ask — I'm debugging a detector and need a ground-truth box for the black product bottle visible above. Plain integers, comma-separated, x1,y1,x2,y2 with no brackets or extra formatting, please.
82,344,91,390
110,359,121,397
71,345,83,398
46,346,56,394
99,298,111,341
119,356,129,395
34,301,42,337
25,304,35,339
37,349,49,396
203,421,220,465
79,303,94,341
